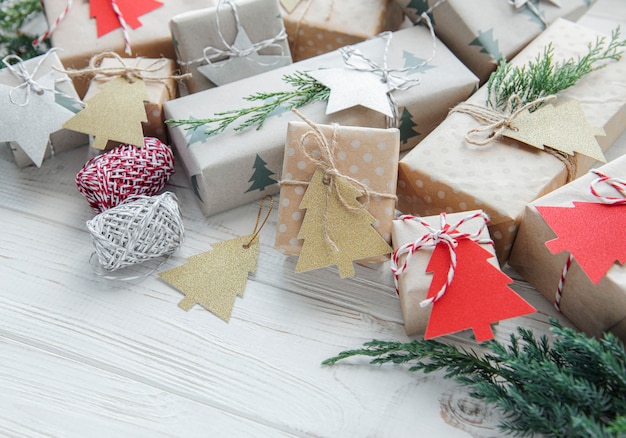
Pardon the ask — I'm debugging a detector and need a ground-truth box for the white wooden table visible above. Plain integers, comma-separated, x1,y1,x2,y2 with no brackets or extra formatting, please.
1,2,625,436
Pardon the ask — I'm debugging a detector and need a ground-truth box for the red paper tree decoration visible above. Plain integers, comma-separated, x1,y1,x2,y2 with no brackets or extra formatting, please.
537,202,626,284
424,239,536,342
90,0,162,37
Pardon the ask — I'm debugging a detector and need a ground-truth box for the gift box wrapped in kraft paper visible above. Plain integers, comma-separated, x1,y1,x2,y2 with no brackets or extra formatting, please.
281,0,405,62
509,155,626,342
164,25,478,218
170,0,292,94
274,120,399,260
397,19,626,264
0,50,88,168
81,56,178,146
394,0,596,82
40,0,213,96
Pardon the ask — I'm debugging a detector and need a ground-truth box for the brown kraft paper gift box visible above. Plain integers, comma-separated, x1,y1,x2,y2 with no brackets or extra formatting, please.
164,24,477,218
509,155,626,342
397,19,626,264
281,0,405,61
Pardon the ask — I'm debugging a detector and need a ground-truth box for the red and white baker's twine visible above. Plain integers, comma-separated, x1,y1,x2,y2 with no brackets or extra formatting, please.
391,211,493,307
33,0,132,55
553,170,626,311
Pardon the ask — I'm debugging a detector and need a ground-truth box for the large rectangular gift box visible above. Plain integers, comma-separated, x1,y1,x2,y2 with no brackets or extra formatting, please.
0,50,88,168
40,0,213,96
164,24,478,218
281,0,405,62
275,121,399,255
397,19,626,264
170,0,292,94
395,0,595,82
81,57,177,146
509,155,626,342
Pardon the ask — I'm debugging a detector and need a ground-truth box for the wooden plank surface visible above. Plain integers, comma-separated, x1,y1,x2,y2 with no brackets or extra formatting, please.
1,2,625,436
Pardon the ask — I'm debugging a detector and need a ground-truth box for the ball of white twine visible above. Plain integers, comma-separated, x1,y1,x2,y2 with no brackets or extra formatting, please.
86,192,184,271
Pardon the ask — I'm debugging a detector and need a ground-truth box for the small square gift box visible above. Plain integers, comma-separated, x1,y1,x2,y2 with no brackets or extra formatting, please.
274,115,400,277
280,0,405,62
170,0,292,94
394,0,596,82
80,55,178,146
0,50,88,168
397,19,626,264
509,155,626,343
164,24,477,218
391,210,535,340
38,0,213,96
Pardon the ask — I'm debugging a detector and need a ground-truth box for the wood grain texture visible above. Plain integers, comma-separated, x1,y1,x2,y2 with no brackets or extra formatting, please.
1,2,625,435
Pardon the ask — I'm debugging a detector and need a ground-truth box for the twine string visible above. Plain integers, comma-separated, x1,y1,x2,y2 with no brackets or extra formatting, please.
391,211,493,307
2,49,83,107
508,0,547,28
553,170,625,310
280,109,397,252
243,195,275,249
33,0,73,46
179,0,288,68
411,0,447,25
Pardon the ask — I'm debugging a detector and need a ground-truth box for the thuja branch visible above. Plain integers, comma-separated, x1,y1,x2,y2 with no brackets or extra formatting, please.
487,26,626,112
0,0,46,59
323,320,626,437
165,71,330,136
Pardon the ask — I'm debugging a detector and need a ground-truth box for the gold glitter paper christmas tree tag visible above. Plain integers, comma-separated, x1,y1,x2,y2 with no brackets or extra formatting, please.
503,99,606,162
63,76,149,150
158,196,273,321
295,168,393,278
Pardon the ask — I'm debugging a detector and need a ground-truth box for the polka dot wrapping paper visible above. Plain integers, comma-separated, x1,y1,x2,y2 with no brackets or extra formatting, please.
275,121,399,258
81,57,176,147
509,154,626,344
397,19,626,265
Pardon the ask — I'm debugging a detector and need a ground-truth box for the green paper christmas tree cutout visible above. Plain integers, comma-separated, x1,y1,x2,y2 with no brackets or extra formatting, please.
398,108,421,144
406,0,436,25
470,28,503,62
184,117,209,147
245,154,278,193
191,175,203,202
402,50,435,74
520,2,547,29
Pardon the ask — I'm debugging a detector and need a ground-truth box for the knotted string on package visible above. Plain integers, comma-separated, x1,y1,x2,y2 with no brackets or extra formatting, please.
2,49,83,108
450,94,578,182
179,0,288,69
507,0,561,29
280,109,396,252
391,211,493,307
553,170,626,311
33,0,133,54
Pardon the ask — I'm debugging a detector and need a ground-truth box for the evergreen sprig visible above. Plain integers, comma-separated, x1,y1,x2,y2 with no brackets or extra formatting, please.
0,0,47,60
487,26,626,112
165,71,330,136
323,320,626,437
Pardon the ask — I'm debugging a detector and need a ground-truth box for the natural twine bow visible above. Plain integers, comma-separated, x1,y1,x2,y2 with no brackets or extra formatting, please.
553,170,626,311
451,94,578,182
391,211,493,307
33,0,133,55
280,109,396,252
2,49,83,107
179,0,288,68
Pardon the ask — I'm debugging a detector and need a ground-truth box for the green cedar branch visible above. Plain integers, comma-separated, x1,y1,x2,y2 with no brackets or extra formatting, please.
0,0,47,59
323,320,626,437
165,71,330,136
487,26,626,112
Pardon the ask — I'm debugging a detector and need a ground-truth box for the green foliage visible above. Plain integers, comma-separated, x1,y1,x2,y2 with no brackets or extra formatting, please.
323,320,626,437
0,0,47,60
165,71,330,136
487,26,626,112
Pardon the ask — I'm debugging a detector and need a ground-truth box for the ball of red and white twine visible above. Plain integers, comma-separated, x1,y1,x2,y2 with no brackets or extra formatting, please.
87,192,184,272
553,169,626,311
391,211,493,307
76,137,175,213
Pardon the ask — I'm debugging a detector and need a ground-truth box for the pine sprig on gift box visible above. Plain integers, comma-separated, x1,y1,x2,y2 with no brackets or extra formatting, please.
0,0,47,59
323,320,626,437
487,26,626,112
166,71,330,136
